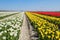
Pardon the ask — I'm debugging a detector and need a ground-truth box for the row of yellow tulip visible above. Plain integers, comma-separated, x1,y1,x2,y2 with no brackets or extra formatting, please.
26,12,60,40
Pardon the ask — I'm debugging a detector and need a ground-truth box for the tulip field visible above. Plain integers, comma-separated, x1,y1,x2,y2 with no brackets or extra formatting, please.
0,12,24,40
0,11,60,40
26,12,60,40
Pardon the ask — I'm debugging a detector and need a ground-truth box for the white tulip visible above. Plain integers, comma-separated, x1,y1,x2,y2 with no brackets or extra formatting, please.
0,24,3,27
2,36,6,39
0,27,2,30
15,24,20,28
8,28,14,32
0,32,3,36
2,23,5,25
5,25,7,27
4,30,7,33
10,32,14,36
6,22,11,25
14,32,17,37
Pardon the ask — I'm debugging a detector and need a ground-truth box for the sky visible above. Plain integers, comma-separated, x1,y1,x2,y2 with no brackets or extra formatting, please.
0,0,60,11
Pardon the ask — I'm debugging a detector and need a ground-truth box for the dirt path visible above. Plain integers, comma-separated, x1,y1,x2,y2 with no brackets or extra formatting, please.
26,16,39,40
19,14,31,40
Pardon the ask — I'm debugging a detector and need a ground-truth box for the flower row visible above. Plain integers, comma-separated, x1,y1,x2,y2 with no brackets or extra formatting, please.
0,12,18,19
31,12,60,27
0,13,24,40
